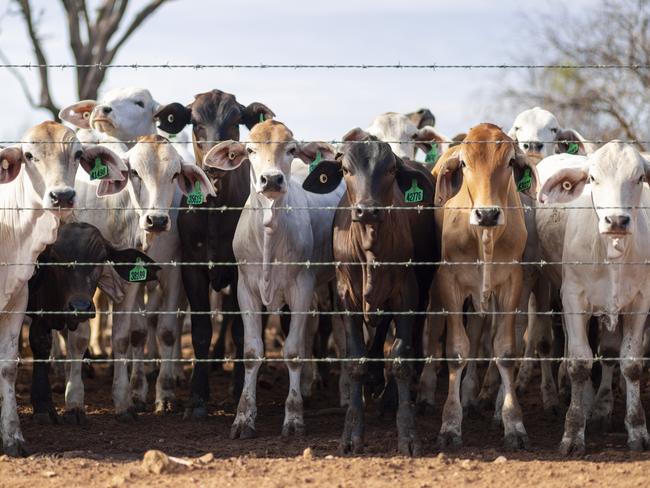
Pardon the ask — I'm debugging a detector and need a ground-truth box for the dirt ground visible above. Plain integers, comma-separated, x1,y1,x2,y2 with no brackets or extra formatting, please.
2,330,650,488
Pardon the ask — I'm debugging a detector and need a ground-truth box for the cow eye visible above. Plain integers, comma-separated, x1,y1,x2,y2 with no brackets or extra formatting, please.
588,175,596,184
74,150,83,160
134,101,145,108
287,147,296,155
246,148,254,155
130,169,139,178
24,151,33,161
342,167,350,176
550,128,558,134
460,160,466,168
639,175,645,184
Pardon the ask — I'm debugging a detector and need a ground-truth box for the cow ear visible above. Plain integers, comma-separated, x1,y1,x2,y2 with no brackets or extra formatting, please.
432,145,464,206
80,145,129,197
240,102,275,129
295,142,337,164
177,162,216,197
106,247,161,283
538,166,589,204
302,160,343,194
154,103,192,134
342,127,370,142
0,147,25,184
59,100,97,129
554,130,586,155
406,108,435,129
203,141,248,171
512,146,540,199
414,126,445,154
395,157,435,204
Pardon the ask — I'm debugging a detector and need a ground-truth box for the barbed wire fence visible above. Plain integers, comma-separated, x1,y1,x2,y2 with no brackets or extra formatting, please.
2,61,649,367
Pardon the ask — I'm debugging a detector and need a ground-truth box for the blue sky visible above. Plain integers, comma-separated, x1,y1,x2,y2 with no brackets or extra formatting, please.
0,0,596,141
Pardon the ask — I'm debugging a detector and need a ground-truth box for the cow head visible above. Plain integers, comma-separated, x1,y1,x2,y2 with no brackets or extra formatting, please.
0,122,126,210
59,87,160,143
154,90,274,193
204,120,334,202
344,113,444,161
508,107,561,157
539,142,650,239
433,123,538,227
31,222,159,330
124,135,214,235
406,108,436,129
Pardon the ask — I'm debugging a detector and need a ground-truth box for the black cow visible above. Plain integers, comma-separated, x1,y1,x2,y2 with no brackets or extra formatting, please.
28,222,158,424
155,90,274,418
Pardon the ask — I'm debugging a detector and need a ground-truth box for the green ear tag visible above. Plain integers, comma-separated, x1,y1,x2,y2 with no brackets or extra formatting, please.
128,258,148,282
89,157,108,180
259,113,265,123
187,181,205,206
168,133,176,140
404,179,424,203
517,167,532,193
424,144,439,165
309,150,322,173
567,142,579,155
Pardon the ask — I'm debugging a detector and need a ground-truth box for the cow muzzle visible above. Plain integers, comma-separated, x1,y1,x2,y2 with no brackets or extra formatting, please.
471,207,503,227
522,141,544,153
144,213,170,233
601,214,631,235
47,187,76,209
352,203,384,224
258,172,287,197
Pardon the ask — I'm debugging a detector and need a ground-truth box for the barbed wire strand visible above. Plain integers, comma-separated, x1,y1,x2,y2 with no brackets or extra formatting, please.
16,310,650,316
0,139,648,144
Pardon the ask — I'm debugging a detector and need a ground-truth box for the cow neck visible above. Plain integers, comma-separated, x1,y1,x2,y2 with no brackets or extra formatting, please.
479,228,495,312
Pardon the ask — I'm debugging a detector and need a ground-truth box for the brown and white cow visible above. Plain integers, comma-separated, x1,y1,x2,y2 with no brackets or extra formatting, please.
432,123,538,450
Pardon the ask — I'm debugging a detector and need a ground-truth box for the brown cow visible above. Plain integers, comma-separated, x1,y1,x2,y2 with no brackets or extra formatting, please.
303,141,438,456
432,123,538,450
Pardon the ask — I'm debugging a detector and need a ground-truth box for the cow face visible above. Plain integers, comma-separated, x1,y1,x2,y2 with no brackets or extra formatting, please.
124,136,213,234
203,120,335,203
434,123,538,227
0,122,126,209
344,113,443,161
31,222,159,330
59,87,160,142
154,90,275,194
539,142,650,237
508,107,560,157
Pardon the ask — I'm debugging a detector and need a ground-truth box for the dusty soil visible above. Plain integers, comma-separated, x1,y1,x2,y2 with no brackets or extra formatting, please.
2,333,650,488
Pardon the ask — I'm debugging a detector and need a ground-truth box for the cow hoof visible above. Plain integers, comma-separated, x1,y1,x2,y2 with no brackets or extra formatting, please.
558,437,585,457
628,434,650,452
154,400,180,415
398,436,421,457
588,414,612,433
116,407,138,423
437,432,462,450
33,409,59,425
230,422,257,440
3,440,28,458
504,432,529,451
338,436,364,455
63,408,86,425
281,421,305,438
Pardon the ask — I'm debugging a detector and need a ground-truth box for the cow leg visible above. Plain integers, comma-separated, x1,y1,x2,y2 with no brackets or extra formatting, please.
461,308,483,413
224,291,245,402
89,289,109,357
620,306,650,451
29,319,57,424
331,314,350,407
590,323,620,432
111,283,138,420
154,268,184,414
230,281,263,439
437,279,469,449
123,285,149,413
534,277,560,415
63,321,90,424
558,292,592,456
494,279,529,450
417,304,444,413
143,286,161,380
300,310,319,400
0,287,28,456
340,313,366,454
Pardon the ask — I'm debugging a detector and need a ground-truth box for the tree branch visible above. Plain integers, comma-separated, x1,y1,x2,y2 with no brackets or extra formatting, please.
107,0,167,58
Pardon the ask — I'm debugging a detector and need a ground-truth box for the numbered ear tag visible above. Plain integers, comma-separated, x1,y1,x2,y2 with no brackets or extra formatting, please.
309,150,322,173
424,144,439,165
567,142,579,155
404,179,424,203
187,181,205,206
517,167,532,193
168,133,176,140
128,258,148,282
259,113,265,123
89,157,108,180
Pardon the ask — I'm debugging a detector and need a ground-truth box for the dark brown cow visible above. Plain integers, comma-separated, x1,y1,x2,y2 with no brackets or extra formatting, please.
155,90,274,418
303,141,438,456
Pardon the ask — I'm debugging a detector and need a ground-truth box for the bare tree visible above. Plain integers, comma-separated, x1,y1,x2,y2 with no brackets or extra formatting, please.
502,0,650,150
1,0,170,120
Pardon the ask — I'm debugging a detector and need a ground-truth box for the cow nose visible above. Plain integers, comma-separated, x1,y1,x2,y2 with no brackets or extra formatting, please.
102,106,112,115
352,204,383,223
474,207,501,227
68,298,92,313
50,189,76,207
523,142,543,152
604,214,631,232
145,214,169,232
259,173,284,192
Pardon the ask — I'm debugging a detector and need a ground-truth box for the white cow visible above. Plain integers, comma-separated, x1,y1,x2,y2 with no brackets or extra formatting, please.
0,121,124,455
537,142,650,454
69,135,213,418
509,107,597,158
203,120,345,438
343,112,447,162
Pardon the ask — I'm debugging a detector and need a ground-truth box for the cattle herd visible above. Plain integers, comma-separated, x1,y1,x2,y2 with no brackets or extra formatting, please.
0,88,648,460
